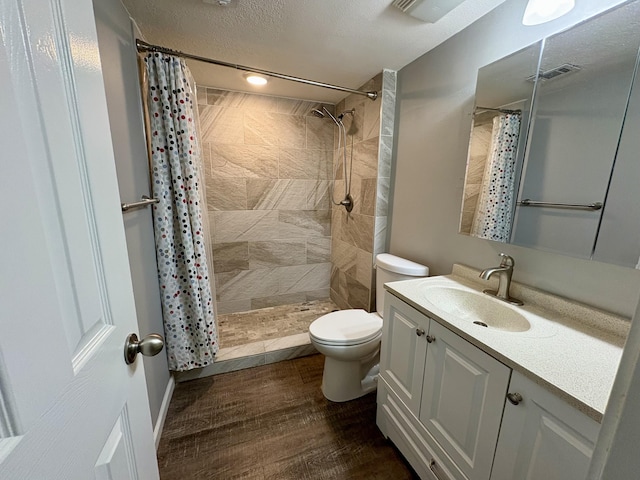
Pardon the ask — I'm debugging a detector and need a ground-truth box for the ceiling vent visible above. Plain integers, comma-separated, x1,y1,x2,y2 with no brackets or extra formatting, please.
391,0,467,23
526,64,581,82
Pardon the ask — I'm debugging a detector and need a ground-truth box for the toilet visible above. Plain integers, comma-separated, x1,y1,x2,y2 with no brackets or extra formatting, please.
309,253,429,402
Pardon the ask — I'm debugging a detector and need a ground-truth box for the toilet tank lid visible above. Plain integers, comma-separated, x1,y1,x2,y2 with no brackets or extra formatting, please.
375,253,429,276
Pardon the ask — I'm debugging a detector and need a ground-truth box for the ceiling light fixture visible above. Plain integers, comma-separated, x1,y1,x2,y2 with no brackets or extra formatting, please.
522,0,575,25
243,72,268,86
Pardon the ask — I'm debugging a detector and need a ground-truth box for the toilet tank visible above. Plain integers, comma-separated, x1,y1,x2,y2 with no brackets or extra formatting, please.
375,254,429,316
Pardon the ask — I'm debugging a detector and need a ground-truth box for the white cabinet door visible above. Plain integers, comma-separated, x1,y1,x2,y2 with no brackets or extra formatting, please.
380,293,430,413
491,372,600,480
0,0,159,478
420,321,511,480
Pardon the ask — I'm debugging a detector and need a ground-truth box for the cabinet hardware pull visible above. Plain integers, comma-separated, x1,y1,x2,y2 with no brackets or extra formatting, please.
426,335,435,343
429,459,451,480
416,328,425,336
507,392,523,405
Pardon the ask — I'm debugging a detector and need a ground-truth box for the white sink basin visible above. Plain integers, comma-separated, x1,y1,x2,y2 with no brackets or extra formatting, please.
421,285,531,332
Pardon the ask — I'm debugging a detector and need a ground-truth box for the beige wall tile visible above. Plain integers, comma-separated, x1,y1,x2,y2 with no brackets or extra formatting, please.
251,293,308,310
248,240,307,268
306,180,330,210
331,237,357,277
244,111,279,146
277,263,331,295
345,273,370,310
212,210,279,243
356,249,374,290
306,116,335,149
359,178,377,216
353,136,379,179
277,99,324,115
363,96,381,141
275,113,307,148
279,148,331,179
212,242,249,273
199,105,245,144
278,210,331,237
197,81,390,314
338,212,374,252
247,179,308,210
307,237,331,264
216,268,280,301
210,144,278,178
208,177,247,211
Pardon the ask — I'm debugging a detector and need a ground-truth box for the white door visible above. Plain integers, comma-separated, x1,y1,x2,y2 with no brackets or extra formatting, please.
0,0,160,479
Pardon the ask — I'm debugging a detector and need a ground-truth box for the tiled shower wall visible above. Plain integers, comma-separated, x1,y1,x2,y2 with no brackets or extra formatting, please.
196,88,335,314
330,70,397,311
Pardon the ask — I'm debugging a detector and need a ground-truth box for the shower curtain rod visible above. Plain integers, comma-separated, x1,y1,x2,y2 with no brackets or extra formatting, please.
136,39,378,101
474,106,521,115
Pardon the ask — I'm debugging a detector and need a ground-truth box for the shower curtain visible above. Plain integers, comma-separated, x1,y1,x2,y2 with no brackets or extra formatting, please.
471,112,522,242
143,52,218,371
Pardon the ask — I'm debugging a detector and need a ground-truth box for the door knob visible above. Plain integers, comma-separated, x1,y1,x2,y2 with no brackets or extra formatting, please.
416,328,426,336
507,392,523,405
124,333,164,365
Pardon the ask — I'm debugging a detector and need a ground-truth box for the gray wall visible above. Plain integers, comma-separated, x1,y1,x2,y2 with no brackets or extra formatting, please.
390,0,640,318
93,0,170,427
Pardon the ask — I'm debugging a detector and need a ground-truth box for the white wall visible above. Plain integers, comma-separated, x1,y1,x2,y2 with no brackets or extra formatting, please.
390,0,640,318
93,0,170,427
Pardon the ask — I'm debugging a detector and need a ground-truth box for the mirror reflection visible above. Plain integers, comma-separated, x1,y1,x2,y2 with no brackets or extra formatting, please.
460,1,640,267
460,43,541,241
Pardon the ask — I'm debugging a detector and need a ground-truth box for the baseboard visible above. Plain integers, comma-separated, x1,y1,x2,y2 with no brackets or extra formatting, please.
153,374,175,450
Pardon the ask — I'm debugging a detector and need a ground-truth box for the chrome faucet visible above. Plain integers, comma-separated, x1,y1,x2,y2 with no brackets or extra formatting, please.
479,253,523,306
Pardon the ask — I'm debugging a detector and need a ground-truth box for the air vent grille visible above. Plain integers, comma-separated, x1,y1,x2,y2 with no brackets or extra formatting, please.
391,0,467,23
392,0,419,12
526,63,581,82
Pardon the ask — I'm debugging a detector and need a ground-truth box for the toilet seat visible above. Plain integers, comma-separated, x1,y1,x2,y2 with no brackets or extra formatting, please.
309,310,382,346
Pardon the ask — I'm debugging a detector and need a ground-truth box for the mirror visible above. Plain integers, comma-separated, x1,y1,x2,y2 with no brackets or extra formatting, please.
460,0,640,268
460,42,541,241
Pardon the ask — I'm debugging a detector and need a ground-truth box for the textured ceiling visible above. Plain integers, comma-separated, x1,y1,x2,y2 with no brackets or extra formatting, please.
122,0,508,103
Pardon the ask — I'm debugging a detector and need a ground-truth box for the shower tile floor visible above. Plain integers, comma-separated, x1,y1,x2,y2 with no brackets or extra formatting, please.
218,299,338,348
177,299,339,381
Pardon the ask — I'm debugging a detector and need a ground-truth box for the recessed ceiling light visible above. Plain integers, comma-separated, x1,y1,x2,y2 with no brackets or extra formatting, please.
522,0,575,26
243,72,268,86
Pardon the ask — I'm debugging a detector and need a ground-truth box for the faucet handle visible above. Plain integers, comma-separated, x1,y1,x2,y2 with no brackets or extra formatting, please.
499,253,515,268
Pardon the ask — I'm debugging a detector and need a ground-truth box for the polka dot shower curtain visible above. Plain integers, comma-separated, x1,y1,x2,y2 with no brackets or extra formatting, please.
144,52,218,371
471,113,522,242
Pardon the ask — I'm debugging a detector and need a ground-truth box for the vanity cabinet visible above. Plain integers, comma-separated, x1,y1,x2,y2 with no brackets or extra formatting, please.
377,291,602,480
491,372,600,480
378,293,510,480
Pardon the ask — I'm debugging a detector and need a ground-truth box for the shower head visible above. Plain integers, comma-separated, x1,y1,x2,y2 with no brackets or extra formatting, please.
311,106,341,126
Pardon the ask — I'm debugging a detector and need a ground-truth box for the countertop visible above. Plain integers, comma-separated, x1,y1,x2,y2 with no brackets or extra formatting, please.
384,264,630,422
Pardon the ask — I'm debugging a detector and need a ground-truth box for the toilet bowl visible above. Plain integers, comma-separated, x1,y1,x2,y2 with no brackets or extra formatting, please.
309,253,429,402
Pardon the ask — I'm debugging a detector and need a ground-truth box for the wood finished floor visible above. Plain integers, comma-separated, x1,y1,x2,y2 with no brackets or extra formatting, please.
158,354,419,479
